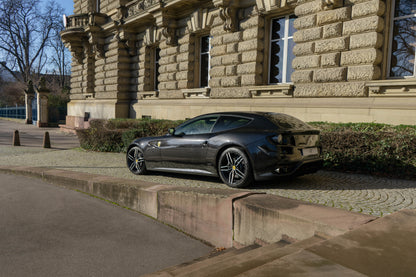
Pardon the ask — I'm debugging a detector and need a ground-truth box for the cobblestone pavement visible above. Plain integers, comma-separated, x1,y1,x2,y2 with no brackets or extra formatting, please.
0,145,415,217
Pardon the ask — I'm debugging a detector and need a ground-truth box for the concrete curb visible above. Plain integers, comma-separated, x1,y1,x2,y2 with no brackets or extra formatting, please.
0,166,376,247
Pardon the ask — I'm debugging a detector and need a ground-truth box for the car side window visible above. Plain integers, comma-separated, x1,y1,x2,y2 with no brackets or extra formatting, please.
212,116,251,133
175,116,218,135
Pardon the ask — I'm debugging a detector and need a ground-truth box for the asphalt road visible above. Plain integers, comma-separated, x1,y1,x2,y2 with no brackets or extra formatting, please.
0,173,212,277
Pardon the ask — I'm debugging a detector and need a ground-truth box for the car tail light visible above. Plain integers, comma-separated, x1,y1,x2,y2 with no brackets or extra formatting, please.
271,134,293,145
271,134,283,144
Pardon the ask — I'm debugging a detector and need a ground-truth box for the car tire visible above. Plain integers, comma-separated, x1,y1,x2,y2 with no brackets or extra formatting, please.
218,147,253,188
127,146,147,175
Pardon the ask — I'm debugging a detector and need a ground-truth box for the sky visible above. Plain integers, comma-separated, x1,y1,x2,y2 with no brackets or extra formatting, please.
56,0,73,15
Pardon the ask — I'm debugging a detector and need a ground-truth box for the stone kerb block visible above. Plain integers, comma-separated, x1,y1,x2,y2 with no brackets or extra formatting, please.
157,188,241,248
233,194,375,246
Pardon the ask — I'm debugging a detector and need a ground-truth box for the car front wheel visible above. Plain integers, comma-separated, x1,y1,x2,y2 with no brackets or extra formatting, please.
127,146,147,175
218,147,253,188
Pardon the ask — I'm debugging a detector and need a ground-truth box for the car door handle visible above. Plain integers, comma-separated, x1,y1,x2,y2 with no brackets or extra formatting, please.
202,141,208,147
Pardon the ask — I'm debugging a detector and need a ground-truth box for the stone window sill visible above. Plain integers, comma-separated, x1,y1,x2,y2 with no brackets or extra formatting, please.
366,79,416,97
138,91,159,100
182,88,210,99
249,84,293,98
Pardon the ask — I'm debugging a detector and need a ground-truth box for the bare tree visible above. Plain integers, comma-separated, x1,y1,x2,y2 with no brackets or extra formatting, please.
0,0,63,83
49,21,71,90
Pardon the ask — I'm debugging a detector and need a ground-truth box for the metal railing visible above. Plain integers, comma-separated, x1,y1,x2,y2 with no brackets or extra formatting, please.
0,106,26,119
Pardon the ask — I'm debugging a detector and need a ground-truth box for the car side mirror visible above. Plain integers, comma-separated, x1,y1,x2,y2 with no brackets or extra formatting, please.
168,128,175,135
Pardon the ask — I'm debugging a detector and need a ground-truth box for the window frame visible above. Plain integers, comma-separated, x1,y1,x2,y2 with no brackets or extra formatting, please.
198,35,211,88
174,115,219,135
268,15,296,85
387,0,416,79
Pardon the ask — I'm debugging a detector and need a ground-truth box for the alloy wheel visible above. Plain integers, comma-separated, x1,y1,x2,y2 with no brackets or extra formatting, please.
218,147,253,188
127,146,147,175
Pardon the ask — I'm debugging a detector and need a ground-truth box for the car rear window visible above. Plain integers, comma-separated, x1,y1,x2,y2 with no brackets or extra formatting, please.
212,116,252,133
264,113,313,130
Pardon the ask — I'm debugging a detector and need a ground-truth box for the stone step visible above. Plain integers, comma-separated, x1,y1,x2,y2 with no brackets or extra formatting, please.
235,250,364,277
144,244,261,277
146,236,325,277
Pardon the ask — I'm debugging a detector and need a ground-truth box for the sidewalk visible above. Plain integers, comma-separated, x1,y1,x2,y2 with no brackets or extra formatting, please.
1,118,416,275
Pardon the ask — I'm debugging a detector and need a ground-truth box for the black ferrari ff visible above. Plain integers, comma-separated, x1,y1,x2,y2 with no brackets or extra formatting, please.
126,112,323,188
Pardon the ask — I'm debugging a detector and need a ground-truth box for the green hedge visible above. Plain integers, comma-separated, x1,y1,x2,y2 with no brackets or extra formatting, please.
76,119,416,179
310,122,416,179
76,118,183,152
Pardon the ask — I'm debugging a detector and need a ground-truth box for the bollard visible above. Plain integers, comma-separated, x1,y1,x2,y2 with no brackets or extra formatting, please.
12,130,21,146
43,131,51,148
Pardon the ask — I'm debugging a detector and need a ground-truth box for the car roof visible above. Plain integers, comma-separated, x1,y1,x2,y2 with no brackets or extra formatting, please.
198,111,273,118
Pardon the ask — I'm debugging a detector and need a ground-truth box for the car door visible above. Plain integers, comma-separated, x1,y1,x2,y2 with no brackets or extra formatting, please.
158,116,218,170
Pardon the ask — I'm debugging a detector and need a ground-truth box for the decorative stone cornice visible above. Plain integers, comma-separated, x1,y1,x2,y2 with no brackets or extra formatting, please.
213,0,239,32
153,10,177,46
88,27,105,58
187,8,215,33
126,0,164,18
144,26,162,46
322,0,343,10
255,0,297,14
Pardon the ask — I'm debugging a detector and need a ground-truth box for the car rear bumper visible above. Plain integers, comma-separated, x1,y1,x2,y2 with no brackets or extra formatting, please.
254,158,323,181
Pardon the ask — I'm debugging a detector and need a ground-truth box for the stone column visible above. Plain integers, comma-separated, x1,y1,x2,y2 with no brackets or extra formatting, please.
36,77,50,127
24,80,35,124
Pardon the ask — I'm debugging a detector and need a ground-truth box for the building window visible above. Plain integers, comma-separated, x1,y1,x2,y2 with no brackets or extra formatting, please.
149,47,160,91
269,15,296,84
388,0,416,78
200,35,211,87
154,47,160,90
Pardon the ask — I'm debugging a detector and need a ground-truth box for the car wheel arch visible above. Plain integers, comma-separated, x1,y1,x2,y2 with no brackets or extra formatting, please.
215,144,254,174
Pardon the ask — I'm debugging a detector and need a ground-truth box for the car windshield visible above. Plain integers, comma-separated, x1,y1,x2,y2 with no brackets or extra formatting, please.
264,113,313,130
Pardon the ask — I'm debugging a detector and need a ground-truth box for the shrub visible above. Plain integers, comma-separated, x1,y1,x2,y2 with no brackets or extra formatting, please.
77,119,416,180
312,122,416,179
76,118,184,152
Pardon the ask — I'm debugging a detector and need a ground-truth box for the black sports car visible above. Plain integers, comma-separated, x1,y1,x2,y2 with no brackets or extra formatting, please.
126,112,323,188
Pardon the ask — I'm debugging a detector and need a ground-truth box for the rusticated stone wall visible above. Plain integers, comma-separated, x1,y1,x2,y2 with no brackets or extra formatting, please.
210,6,263,98
292,0,385,97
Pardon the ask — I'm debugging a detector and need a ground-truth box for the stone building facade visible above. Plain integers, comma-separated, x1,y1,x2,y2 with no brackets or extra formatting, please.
61,0,416,129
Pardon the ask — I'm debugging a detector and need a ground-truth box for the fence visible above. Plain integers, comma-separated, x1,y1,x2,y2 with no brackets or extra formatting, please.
0,106,26,119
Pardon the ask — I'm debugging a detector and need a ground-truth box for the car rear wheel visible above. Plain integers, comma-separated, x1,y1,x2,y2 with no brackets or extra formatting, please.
127,146,147,175
218,147,253,188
